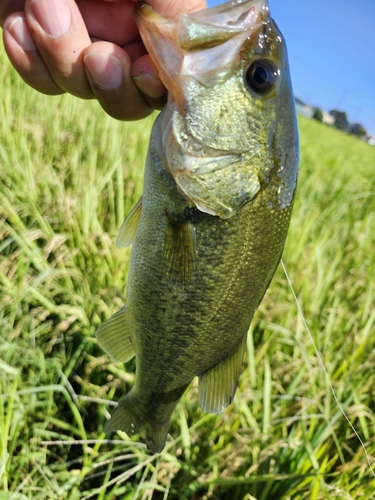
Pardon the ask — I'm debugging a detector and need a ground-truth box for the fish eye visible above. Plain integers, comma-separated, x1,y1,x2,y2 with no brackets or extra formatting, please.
245,60,279,95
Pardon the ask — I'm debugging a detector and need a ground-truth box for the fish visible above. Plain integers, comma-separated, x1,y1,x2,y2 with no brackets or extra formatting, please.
96,0,299,453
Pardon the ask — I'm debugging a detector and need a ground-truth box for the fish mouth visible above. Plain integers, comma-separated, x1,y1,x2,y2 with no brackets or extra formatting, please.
135,0,271,162
134,0,271,98
135,0,276,218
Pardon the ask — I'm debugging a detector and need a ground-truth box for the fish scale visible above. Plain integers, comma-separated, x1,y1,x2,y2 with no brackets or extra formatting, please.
96,0,299,453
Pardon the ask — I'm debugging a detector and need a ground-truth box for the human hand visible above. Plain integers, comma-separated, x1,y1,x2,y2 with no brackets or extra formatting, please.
1,0,207,120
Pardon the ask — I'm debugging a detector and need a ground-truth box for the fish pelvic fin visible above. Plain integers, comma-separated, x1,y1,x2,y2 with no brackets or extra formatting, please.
96,305,135,362
105,392,171,454
116,197,143,247
198,334,247,413
163,209,195,285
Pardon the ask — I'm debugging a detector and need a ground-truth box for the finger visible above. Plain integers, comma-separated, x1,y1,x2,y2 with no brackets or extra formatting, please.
131,54,167,110
83,42,166,120
145,0,207,18
76,0,207,47
0,0,25,26
24,0,94,99
77,0,139,47
3,13,64,95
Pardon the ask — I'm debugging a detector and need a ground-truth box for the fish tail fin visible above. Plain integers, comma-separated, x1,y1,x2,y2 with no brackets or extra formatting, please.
144,420,171,454
105,392,170,453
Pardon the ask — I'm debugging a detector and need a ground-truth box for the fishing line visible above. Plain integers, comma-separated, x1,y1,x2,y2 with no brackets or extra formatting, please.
280,258,375,477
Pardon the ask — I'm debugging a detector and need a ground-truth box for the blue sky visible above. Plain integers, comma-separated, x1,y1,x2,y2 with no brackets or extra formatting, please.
207,0,375,135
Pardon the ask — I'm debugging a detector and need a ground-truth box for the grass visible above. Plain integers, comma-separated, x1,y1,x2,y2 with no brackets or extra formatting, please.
1,41,375,499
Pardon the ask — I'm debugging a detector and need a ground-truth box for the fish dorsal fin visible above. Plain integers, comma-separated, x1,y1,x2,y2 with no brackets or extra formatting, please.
96,305,135,362
116,197,143,248
163,211,196,285
198,334,247,413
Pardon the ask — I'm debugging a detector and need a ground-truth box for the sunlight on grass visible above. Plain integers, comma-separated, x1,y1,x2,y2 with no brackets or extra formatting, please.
1,42,375,499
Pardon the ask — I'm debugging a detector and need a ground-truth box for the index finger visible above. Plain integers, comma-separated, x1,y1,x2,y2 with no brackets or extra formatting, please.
77,0,139,47
142,0,207,18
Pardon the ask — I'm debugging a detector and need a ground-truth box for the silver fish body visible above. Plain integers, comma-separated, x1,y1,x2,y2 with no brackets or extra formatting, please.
96,0,299,453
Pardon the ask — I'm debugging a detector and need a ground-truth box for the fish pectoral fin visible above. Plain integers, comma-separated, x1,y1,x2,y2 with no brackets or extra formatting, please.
106,391,171,454
163,212,195,284
198,334,247,413
116,197,143,247
96,305,135,362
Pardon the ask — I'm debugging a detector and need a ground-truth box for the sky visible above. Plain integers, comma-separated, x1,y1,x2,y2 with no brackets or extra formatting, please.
207,0,375,135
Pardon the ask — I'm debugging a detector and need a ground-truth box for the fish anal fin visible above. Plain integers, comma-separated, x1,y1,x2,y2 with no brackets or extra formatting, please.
198,334,247,413
105,391,171,453
163,210,195,284
96,305,135,362
116,197,143,248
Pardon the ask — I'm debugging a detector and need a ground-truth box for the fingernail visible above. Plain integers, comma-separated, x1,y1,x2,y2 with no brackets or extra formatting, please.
7,16,37,52
133,74,166,99
84,52,123,90
30,0,71,38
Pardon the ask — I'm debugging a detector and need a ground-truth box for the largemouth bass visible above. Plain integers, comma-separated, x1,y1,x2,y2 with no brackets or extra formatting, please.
96,0,299,453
